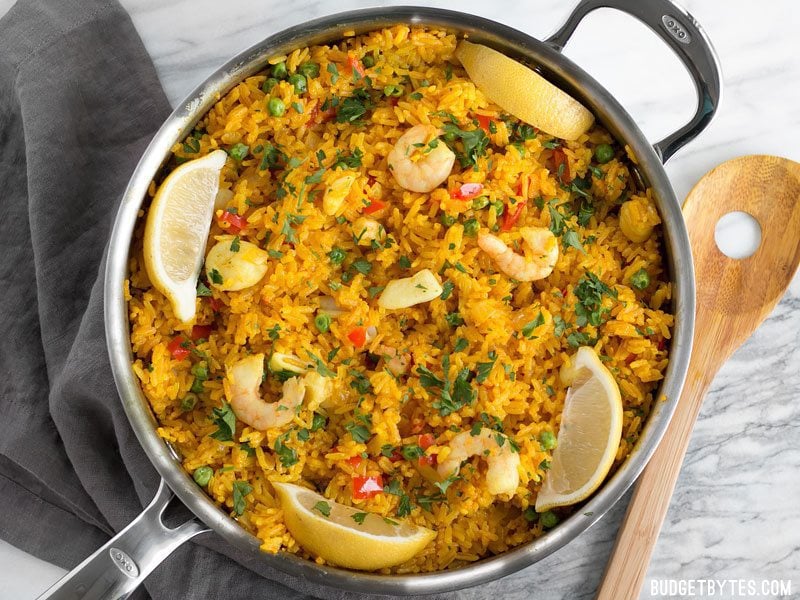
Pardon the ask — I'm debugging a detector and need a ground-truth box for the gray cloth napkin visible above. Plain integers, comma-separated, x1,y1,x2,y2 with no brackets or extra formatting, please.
0,1,474,598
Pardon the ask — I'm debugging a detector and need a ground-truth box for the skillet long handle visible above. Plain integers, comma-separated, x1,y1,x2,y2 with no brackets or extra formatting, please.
595,361,715,599
37,479,208,600
545,0,722,162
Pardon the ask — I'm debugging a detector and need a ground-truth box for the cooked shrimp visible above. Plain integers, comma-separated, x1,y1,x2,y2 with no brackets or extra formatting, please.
477,227,558,282
437,428,520,496
378,345,409,376
225,354,306,430
388,124,455,193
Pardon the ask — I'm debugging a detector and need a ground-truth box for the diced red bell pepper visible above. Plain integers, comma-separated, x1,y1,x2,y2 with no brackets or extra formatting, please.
387,448,404,462
167,336,191,361
388,96,399,107
347,53,366,78
658,338,666,351
352,475,383,499
347,326,367,348
191,324,213,341
363,198,386,214
475,114,494,133
501,201,526,231
625,354,636,365
347,455,363,468
417,454,437,467
450,182,484,201
310,103,336,124
418,433,435,450
209,297,222,313
217,210,247,234
552,148,572,184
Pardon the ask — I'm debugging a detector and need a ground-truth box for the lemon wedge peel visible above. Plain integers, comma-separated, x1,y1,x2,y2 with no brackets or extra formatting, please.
143,149,227,323
272,482,435,571
535,346,623,512
454,40,594,141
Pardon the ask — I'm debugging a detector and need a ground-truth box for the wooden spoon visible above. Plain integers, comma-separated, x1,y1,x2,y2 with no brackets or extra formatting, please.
596,155,800,600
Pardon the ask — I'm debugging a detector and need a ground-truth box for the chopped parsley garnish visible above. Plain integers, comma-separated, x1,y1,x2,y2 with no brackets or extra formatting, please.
274,431,299,467
327,63,339,83
331,147,364,170
229,236,241,252
434,473,459,494
344,421,371,443
196,281,212,297
297,428,310,442
397,493,413,517
351,258,372,275
335,88,372,124
267,324,281,340
553,316,568,337
453,337,469,353
310,412,327,432
381,444,397,458
475,352,497,383
313,501,331,517
439,281,455,300
304,168,325,184
280,213,307,244
349,369,372,395
441,122,489,170
445,312,464,327
258,143,285,171
574,271,617,327
401,444,425,460
416,492,446,512
417,355,476,416
521,312,545,338
232,481,253,515
351,512,368,524
209,403,236,441
209,269,223,285
398,255,411,269
306,350,336,377
268,249,283,259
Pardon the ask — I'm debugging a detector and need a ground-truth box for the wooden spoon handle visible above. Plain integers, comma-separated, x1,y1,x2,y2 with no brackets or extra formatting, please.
595,358,715,599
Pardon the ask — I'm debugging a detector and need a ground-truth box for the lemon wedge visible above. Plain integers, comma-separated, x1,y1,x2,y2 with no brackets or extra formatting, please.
535,346,623,512
455,40,594,140
272,482,435,570
143,150,227,322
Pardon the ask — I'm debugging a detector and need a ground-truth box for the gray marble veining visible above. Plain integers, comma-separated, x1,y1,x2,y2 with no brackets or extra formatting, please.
1,0,798,598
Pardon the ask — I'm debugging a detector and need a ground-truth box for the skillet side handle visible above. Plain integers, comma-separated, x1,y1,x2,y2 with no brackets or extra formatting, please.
546,0,722,163
36,479,208,600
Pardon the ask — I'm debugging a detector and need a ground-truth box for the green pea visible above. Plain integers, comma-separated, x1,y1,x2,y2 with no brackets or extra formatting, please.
523,507,538,522
262,77,279,93
228,143,249,161
268,97,286,117
539,430,557,450
298,62,320,79
463,218,480,237
383,84,403,97
271,61,288,80
361,54,376,68
314,313,331,333
441,213,456,227
193,466,214,487
190,361,208,381
288,73,307,94
539,511,559,529
594,143,614,164
630,268,650,290
471,196,490,210
491,200,505,217
180,393,198,412
328,247,346,265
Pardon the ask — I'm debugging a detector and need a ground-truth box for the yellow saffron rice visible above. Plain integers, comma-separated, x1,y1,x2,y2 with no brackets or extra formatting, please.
126,26,673,573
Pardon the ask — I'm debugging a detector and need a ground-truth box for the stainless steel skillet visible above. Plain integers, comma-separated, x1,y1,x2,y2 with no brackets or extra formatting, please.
40,0,720,597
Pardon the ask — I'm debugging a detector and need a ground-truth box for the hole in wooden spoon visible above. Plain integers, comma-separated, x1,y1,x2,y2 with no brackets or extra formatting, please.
714,211,762,259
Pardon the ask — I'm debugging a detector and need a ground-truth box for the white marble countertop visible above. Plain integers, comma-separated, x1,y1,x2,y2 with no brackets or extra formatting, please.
2,0,798,598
